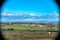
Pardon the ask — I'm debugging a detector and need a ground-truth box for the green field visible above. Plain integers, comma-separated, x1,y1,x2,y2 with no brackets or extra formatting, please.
1,24,59,31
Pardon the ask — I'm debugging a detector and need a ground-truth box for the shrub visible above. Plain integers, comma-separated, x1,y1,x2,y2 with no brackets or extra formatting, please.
7,28,14,31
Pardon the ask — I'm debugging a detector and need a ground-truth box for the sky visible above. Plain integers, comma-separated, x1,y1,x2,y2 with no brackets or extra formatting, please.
1,0,59,22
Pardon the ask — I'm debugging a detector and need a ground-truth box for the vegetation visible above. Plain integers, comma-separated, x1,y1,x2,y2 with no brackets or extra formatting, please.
1,23,59,40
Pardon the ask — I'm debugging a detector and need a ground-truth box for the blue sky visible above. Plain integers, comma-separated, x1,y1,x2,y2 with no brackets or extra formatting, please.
1,0,59,22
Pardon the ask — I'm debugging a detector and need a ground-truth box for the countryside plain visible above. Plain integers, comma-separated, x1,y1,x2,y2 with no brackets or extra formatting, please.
1,22,59,40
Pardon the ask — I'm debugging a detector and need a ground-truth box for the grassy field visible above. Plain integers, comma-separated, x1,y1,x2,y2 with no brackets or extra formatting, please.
3,31,58,40
1,24,59,31
1,26,49,30
1,23,59,40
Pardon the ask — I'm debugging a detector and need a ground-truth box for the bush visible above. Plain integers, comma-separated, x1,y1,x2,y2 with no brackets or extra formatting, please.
7,28,14,31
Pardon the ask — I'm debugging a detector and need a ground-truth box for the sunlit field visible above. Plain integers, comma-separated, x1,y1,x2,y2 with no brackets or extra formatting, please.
1,23,59,40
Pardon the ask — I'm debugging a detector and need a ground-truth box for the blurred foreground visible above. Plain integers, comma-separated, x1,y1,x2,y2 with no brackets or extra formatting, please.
1,23,59,40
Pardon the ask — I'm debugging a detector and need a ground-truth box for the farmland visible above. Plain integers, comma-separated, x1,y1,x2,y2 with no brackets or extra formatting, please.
0,23,59,40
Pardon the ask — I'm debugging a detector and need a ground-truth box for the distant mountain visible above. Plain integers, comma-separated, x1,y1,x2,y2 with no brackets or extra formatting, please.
1,20,59,24
1,14,59,24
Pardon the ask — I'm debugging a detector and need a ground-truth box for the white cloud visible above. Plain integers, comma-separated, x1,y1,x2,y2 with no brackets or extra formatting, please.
29,13,36,16
7,14,13,16
48,13,59,17
2,12,13,16
1,10,59,19
2,13,6,16
53,13,59,16
2,11,37,16
1,12,20,16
